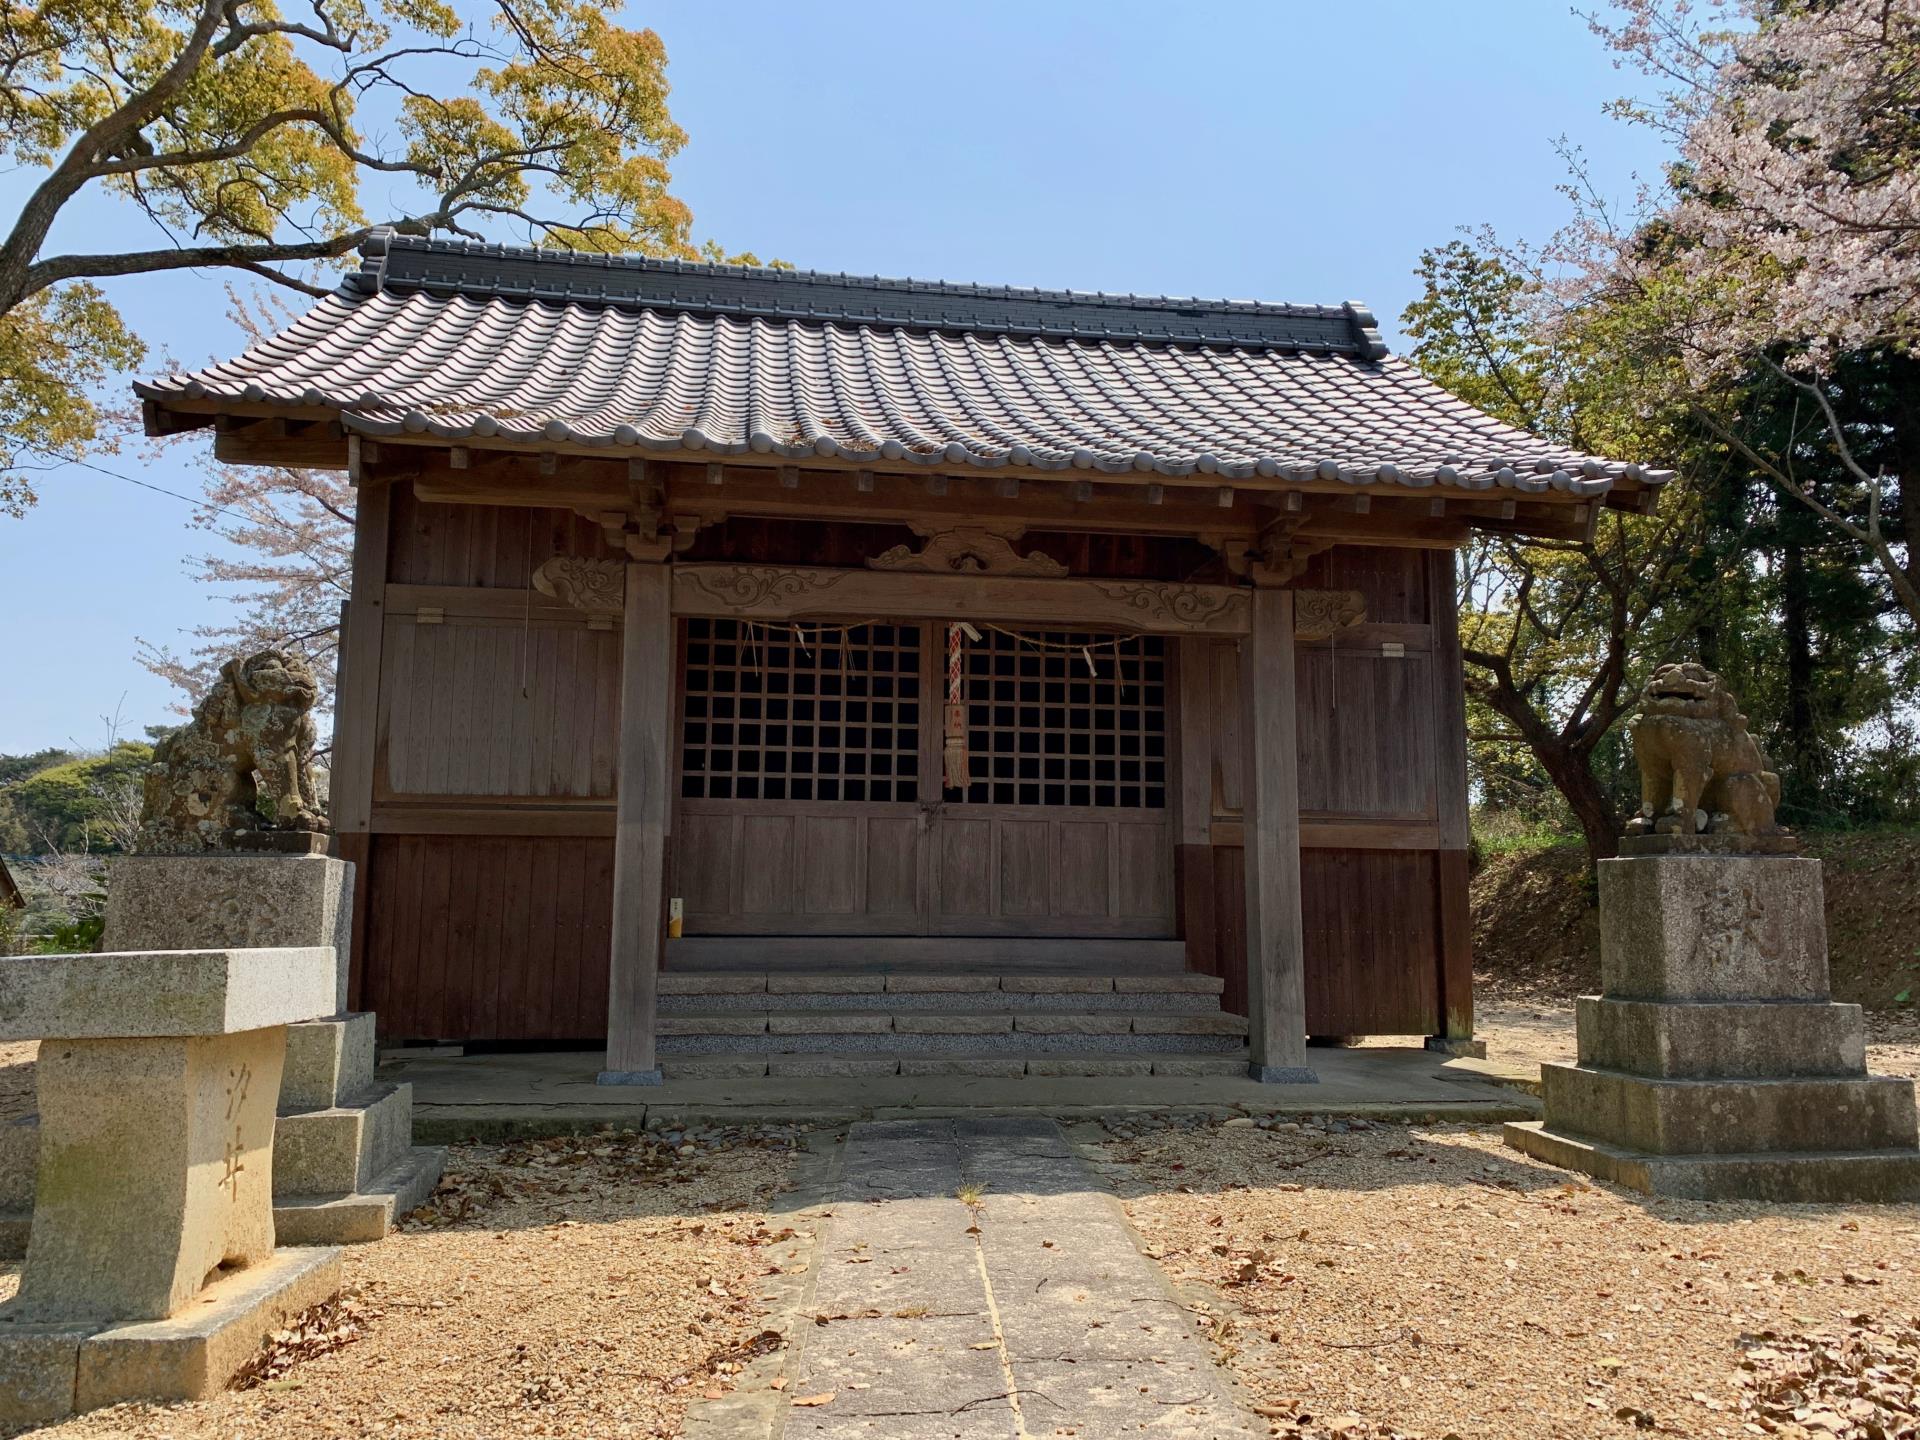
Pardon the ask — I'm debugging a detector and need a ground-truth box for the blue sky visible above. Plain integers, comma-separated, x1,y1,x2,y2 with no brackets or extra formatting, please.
0,1,1671,752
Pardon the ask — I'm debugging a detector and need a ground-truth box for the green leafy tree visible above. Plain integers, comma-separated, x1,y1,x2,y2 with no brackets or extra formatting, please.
2,741,152,853
1404,238,1705,866
0,0,758,511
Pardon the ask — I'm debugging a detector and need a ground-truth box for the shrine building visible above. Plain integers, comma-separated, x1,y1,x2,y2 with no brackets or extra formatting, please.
138,233,1667,1084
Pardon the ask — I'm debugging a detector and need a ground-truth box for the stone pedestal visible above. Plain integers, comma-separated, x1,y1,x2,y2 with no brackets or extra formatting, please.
1506,853,1920,1201
99,853,446,1246
103,853,354,1012
0,947,346,1426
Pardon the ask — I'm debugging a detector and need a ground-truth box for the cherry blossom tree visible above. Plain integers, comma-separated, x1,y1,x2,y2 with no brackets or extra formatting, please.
1571,0,1919,633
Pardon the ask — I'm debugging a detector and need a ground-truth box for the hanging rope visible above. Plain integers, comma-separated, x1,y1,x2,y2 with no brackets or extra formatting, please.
943,622,970,790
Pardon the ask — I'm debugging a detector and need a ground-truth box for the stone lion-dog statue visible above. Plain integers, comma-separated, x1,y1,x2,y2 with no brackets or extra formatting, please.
139,649,327,853
1626,662,1784,838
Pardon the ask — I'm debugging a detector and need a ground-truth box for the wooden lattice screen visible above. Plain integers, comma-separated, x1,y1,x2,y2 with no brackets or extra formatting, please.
679,620,923,802
951,629,1167,809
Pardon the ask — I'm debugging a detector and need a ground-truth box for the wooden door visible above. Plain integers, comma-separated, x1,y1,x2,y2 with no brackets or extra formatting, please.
928,627,1174,937
674,618,931,934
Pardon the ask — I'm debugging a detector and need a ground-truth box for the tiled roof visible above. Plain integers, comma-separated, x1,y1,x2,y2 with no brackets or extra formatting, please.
139,234,1670,493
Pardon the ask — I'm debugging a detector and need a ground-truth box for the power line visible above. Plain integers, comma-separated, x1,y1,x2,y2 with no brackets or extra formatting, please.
17,441,320,542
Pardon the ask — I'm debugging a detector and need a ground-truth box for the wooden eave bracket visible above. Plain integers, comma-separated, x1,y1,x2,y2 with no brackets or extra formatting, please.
142,399,214,438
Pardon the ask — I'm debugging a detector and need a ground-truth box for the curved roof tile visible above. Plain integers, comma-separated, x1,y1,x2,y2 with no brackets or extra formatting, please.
138,235,1670,492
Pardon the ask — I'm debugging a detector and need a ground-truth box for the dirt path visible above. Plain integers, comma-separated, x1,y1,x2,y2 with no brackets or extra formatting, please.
1,1130,802,1440
1107,1116,1920,1440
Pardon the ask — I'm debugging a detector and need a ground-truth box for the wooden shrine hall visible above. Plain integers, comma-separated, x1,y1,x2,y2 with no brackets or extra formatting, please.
139,232,1668,1085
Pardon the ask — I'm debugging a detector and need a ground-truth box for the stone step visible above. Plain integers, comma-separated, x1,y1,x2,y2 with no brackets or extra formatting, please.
661,987,1219,1014
659,970,1224,998
661,1050,1252,1079
1506,1120,1920,1203
1575,996,1867,1080
660,1026,1245,1056
272,1144,449,1246
659,1006,1242,1037
666,936,1189,971
273,1082,415,1198
1540,1063,1920,1156
281,1012,378,1111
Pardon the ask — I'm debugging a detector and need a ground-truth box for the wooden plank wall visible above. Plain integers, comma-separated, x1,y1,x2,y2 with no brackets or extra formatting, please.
361,834,613,1041
346,487,626,1040
1174,545,1472,1038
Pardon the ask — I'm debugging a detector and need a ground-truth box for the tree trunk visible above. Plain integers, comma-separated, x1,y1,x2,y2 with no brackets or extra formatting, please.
1468,671,1621,870
1886,354,1920,629
1778,541,1819,821
1538,742,1620,870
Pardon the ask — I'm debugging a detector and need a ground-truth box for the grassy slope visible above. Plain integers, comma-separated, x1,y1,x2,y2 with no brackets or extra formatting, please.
1470,828,1920,1012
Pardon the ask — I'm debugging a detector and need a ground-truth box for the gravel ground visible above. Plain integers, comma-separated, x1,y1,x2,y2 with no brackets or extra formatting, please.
1474,990,1920,1082
0,1128,806,1440
1101,1115,1920,1440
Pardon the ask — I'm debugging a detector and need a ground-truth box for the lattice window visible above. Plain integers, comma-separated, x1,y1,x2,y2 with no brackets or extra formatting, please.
952,630,1167,808
680,620,922,802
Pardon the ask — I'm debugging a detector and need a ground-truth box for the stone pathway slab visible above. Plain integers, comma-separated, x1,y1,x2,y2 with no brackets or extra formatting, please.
774,1117,1256,1440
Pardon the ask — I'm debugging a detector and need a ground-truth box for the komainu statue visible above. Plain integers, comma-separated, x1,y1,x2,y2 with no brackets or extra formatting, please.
1626,663,1784,839
138,649,328,853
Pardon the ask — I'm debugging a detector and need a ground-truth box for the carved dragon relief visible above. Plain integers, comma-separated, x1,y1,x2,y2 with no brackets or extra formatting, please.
867,524,1068,579
1292,589,1367,641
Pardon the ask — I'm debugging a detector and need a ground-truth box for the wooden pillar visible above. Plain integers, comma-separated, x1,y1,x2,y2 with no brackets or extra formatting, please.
331,470,390,1010
1241,588,1315,1082
1427,549,1477,1050
600,561,672,1084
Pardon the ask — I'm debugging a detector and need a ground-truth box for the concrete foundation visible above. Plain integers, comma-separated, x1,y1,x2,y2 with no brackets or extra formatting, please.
1508,851,1920,1200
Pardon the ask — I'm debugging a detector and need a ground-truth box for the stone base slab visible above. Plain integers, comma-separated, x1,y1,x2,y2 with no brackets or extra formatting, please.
282,1013,378,1111
1424,1036,1488,1059
1540,1062,1918,1156
274,1145,448,1245
274,1082,413,1197
1505,1120,1920,1203
0,1245,343,1428
1576,996,1866,1079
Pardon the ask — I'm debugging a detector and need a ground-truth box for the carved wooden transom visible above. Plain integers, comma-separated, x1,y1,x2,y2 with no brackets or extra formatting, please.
532,556,625,614
1292,589,1368,640
867,525,1067,579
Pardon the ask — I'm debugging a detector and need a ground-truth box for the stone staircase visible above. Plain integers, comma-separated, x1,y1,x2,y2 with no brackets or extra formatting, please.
657,970,1249,1078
